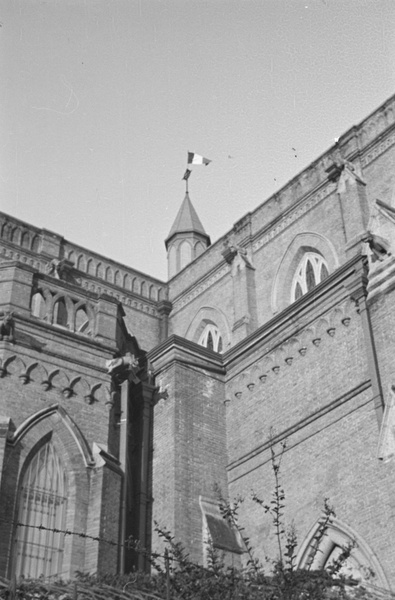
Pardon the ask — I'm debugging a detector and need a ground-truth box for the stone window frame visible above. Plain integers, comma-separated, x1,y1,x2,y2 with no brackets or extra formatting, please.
296,517,390,589
6,408,90,580
14,440,68,579
271,232,339,315
185,306,231,352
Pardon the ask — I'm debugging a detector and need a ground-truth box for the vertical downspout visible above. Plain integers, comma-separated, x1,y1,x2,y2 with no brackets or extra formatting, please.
119,379,130,574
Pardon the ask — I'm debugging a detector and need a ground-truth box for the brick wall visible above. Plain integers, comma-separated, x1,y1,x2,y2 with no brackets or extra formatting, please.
151,340,228,564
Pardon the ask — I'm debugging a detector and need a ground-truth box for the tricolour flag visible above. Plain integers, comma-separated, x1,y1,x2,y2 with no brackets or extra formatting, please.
187,152,211,166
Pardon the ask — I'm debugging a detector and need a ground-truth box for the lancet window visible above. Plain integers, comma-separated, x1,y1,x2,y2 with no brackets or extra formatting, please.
14,442,68,579
53,298,68,327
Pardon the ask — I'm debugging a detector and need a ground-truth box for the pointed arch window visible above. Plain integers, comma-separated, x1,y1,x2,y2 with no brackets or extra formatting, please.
14,442,68,579
53,298,68,328
198,324,223,353
291,252,329,302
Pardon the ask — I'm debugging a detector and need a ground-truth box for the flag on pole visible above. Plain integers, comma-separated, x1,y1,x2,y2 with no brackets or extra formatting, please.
187,152,211,166
182,169,192,181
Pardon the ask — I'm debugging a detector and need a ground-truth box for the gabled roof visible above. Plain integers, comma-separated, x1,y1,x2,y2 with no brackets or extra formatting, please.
165,193,210,246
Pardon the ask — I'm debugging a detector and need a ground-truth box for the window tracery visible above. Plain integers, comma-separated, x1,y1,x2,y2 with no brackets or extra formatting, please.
14,442,68,579
198,324,223,353
291,252,329,301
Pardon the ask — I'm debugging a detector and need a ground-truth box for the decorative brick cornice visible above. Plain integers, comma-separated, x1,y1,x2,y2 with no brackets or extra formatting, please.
224,255,362,373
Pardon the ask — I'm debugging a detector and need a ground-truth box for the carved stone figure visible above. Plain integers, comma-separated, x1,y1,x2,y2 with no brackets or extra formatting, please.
0,311,15,342
106,352,140,383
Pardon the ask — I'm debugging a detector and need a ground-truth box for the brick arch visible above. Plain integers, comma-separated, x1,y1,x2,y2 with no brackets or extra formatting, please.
76,254,86,271
184,306,231,351
114,270,122,287
2,405,93,579
271,232,339,315
1,221,12,239
105,266,113,283
21,231,30,249
96,262,104,279
123,273,132,290
11,227,22,245
86,258,95,276
149,284,156,300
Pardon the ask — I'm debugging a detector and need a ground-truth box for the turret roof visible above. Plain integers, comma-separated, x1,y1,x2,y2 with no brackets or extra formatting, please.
165,193,210,246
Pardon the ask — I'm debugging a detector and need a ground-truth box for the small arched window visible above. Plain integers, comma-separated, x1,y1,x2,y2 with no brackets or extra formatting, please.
31,292,46,320
53,298,68,328
198,324,223,353
291,252,329,301
14,442,68,578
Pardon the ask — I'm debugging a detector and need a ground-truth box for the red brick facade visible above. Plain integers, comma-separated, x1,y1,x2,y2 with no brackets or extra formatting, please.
1,94,395,589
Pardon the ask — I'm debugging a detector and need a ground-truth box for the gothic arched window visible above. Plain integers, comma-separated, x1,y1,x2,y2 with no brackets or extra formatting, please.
291,252,329,301
198,324,223,353
53,298,68,328
14,442,68,579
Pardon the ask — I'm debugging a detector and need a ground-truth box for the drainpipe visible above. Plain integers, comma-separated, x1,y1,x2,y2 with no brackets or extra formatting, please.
119,378,130,574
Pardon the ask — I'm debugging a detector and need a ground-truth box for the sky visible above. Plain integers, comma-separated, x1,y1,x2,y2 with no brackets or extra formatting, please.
1,0,395,282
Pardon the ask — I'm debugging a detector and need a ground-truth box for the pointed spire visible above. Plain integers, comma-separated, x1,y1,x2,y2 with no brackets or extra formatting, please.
165,192,210,248
165,192,211,279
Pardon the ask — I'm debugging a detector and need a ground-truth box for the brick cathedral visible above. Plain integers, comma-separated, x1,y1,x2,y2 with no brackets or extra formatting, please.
1,94,395,590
